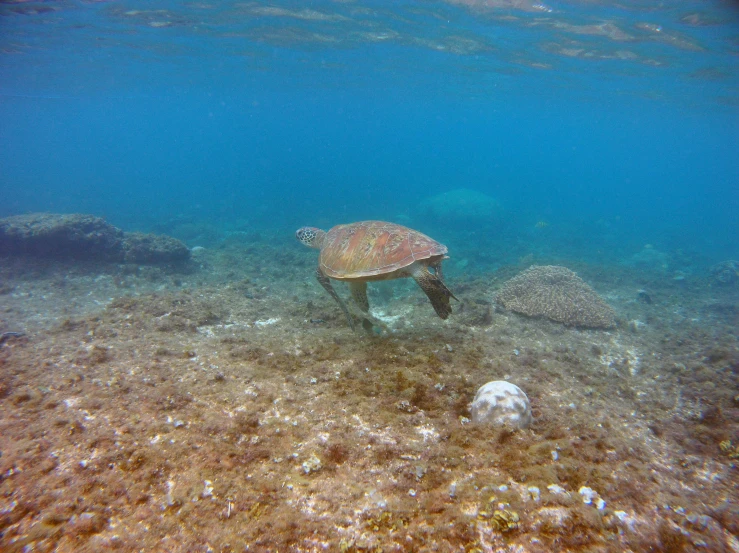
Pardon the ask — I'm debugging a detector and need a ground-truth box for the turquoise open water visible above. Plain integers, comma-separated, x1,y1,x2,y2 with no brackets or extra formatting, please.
0,0,737,261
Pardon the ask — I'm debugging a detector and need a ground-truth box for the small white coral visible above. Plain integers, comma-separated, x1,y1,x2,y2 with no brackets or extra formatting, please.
579,486,606,510
301,453,322,474
470,381,532,429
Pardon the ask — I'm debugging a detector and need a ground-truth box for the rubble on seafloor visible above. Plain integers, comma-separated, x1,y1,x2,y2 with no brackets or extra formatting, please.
0,232,737,552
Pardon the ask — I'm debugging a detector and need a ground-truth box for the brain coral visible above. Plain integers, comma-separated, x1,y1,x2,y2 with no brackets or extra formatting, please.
496,265,615,329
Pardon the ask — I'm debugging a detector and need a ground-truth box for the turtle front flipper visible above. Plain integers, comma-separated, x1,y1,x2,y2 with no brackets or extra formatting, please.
431,258,457,300
316,268,355,331
349,281,370,313
411,265,456,320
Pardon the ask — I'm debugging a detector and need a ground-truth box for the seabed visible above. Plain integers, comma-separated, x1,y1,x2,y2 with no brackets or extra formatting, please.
0,237,737,553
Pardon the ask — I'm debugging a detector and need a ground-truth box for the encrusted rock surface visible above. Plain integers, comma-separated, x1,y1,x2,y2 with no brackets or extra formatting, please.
496,265,616,329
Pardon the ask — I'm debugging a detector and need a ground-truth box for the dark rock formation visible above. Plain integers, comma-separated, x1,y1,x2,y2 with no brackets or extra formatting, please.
0,213,190,265
0,213,124,260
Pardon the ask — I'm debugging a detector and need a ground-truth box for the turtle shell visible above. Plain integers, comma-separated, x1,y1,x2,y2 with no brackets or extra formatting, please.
319,221,447,280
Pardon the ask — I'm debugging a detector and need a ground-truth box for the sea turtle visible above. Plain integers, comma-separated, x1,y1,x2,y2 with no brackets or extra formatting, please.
296,220,457,330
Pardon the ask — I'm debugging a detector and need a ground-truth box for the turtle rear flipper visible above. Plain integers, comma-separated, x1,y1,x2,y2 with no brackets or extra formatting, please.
316,268,355,331
412,265,455,319
360,315,391,335
348,282,393,334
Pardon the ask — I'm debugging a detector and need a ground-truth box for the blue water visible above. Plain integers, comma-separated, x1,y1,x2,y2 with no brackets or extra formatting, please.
1,0,737,261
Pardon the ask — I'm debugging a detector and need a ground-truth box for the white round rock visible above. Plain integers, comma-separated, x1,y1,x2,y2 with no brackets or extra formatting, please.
470,381,532,429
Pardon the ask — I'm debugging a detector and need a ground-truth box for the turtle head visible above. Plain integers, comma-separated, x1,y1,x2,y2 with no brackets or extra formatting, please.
296,227,325,249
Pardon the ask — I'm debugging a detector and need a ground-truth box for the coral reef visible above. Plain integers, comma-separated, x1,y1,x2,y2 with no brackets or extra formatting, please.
0,213,190,265
470,380,532,429
496,265,616,328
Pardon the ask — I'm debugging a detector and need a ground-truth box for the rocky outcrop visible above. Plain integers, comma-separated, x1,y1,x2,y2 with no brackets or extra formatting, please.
122,232,191,264
0,213,124,261
0,213,190,265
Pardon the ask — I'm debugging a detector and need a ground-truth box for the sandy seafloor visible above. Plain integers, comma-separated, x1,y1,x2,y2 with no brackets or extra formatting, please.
0,232,737,553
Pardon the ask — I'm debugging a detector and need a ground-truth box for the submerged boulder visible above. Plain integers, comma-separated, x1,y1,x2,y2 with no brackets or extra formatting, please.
621,245,670,273
710,260,739,285
123,232,191,264
0,212,190,265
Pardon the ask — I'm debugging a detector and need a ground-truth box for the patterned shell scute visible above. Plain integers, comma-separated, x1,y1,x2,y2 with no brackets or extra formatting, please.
319,221,447,279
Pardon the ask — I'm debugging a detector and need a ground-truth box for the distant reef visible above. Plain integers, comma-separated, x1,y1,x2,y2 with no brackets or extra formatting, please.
416,188,506,229
0,213,190,265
